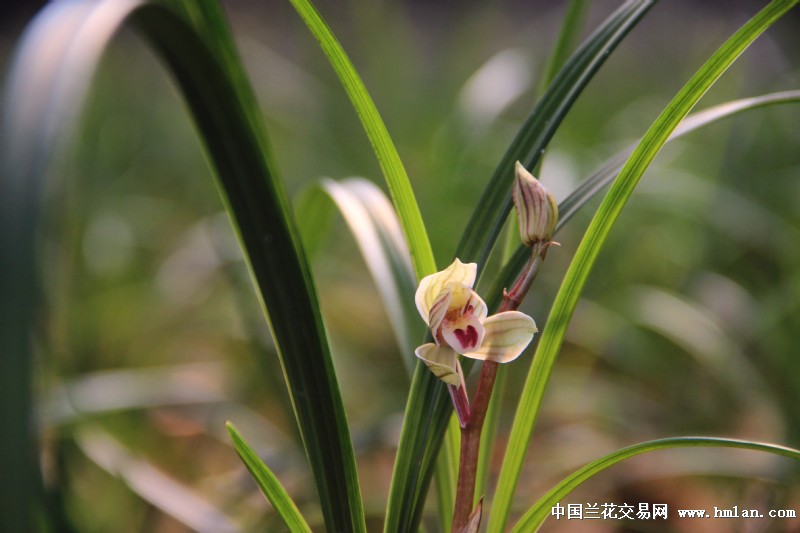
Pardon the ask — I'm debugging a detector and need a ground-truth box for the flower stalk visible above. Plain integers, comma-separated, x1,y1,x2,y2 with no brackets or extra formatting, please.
450,254,543,531
450,161,557,531
413,162,556,531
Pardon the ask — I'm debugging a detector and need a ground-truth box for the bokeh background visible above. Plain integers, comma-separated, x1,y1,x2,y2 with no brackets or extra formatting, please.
2,1,800,531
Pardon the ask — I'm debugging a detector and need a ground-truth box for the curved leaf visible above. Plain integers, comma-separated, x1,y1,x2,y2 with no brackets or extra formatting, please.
455,0,656,278
287,0,436,282
539,0,591,94
559,89,800,231
226,423,312,533
490,2,798,531
1,4,149,528
296,178,420,370
0,1,365,531
489,89,800,310
512,437,800,532
480,0,592,502
295,177,459,528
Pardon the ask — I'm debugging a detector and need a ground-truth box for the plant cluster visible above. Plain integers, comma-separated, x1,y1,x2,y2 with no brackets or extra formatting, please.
2,0,799,531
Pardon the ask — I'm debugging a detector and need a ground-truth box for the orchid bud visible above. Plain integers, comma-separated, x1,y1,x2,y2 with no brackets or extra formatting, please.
512,161,558,247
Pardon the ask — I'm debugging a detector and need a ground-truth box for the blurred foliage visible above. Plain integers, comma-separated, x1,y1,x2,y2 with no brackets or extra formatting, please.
2,0,800,531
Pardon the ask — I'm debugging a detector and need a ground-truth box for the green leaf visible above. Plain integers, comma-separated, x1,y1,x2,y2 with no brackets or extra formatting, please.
455,0,656,278
295,177,460,527
490,88,800,309
490,2,799,531
483,0,592,503
296,178,422,370
0,1,365,531
434,414,461,532
287,0,436,282
385,4,656,530
512,437,800,532
559,89,800,231
1,4,152,528
226,423,312,533
539,0,591,94
285,0,460,518
385,363,454,533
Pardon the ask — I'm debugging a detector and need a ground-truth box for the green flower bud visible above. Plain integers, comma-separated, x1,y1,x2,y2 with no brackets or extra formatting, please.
512,161,558,247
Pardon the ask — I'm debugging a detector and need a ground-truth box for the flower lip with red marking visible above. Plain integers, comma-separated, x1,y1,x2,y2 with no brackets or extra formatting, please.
414,259,538,385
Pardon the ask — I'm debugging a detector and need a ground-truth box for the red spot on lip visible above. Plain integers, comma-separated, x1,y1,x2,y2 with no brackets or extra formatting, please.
454,326,478,349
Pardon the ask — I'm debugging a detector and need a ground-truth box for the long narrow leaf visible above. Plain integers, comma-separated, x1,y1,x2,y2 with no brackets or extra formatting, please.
456,0,656,278
295,177,460,527
0,1,366,531
560,89,800,231
1,4,150,528
434,415,461,532
124,6,370,532
287,0,436,282
479,0,593,504
385,4,657,530
226,423,312,533
490,2,798,531
275,14,463,513
539,0,591,93
512,437,800,531
296,178,420,370
284,0,461,516
490,89,800,309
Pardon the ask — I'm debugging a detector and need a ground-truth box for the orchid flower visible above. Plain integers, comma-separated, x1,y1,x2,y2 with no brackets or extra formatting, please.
414,259,537,385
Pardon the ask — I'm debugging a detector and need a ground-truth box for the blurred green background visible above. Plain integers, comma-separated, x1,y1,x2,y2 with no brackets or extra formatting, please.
2,1,800,531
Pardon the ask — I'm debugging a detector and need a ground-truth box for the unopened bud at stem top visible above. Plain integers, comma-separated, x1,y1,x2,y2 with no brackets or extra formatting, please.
513,161,558,247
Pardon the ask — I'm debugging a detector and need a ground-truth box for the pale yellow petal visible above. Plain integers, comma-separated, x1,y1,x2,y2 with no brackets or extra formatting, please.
428,287,453,336
443,283,488,323
462,311,537,363
414,259,477,323
415,343,461,386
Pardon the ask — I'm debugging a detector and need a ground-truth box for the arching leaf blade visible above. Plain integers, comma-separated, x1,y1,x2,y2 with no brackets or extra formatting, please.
490,3,798,531
1,3,155,528
512,437,800,532
296,178,421,369
479,0,592,505
559,89,800,230
295,178,460,518
226,423,313,533
128,7,368,532
0,1,367,531
490,89,800,310
287,0,436,282
539,0,592,94
455,0,656,277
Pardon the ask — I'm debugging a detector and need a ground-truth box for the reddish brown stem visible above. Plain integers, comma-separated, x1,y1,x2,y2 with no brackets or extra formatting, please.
452,360,498,531
451,254,543,531
448,382,471,428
